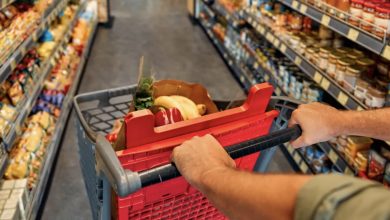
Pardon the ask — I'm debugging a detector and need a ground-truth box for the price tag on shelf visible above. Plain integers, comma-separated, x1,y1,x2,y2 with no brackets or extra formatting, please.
292,0,299,9
287,144,294,154
50,58,56,66
357,106,364,111
240,75,245,83
328,150,338,163
300,4,308,14
347,28,359,41
10,58,16,70
320,78,330,90
223,53,227,59
301,163,309,173
266,33,273,42
382,45,390,60
264,74,270,81
344,168,354,175
293,153,301,162
228,60,233,66
253,62,259,69
233,21,238,27
280,44,287,53
32,33,38,41
259,25,265,35
294,56,302,66
273,39,280,48
337,92,348,105
321,15,331,26
275,87,281,95
55,52,60,60
313,72,322,83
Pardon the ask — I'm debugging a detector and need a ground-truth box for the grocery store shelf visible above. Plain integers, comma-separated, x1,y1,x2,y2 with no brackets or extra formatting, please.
242,9,367,111
280,143,313,174
0,0,71,83
316,142,355,175
198,17,254,91
26,18,98,220
277,0,390,61
1,1,86,152
212,2,242,28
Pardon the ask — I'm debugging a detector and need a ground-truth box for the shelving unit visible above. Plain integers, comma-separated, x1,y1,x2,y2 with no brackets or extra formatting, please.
198,2,309,172
197,1,360,175
1,1,86,152
242,9,367,111
278,0,390,61
26,19,98,219
0,0,71,82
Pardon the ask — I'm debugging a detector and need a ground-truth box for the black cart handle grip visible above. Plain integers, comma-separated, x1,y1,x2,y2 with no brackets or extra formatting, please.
95,125,301,197
138,125,302,188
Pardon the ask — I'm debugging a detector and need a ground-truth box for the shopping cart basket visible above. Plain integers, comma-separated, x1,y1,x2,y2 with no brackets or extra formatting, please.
74,83,302,220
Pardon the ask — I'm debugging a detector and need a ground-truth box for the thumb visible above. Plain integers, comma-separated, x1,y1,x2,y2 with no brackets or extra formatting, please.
290,135,307,149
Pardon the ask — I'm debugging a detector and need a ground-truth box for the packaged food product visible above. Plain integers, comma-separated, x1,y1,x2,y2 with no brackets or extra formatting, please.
326,0,337,14
290,13,303,30
319,26,333,39
365,86,386,108
362,1,378,32
0,103,16,121
336,58,354,84
343,65,362,92
29,111,55,134
374,4,390,38
368,149,386,180
346,136,373,158
356,58,375,79
349,0,364,26
319,47,331,70
336,0,350,18
327,51,344,78
354,78,370,101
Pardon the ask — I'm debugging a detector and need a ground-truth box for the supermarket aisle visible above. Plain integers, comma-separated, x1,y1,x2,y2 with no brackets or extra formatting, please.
41,0,244,219
41,0,292,219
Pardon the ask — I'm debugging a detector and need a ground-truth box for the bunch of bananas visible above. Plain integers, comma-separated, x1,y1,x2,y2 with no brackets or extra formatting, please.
154,95,206,120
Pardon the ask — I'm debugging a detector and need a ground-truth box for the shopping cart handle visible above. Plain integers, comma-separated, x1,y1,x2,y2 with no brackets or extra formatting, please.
96,125,301,197
139,125,302,188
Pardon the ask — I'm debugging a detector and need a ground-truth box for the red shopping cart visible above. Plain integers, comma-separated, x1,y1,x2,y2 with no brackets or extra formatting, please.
74,83,301,220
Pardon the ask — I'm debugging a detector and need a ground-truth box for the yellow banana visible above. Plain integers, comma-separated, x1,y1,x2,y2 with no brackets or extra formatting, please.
154,96,188,120
170,96,200,120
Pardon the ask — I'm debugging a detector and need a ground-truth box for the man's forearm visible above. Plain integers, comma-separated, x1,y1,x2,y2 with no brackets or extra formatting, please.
339,108,390,140
198,168,311,220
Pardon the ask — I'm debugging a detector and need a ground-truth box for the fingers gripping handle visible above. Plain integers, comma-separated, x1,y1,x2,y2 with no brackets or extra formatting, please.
95,135,142,196
138,125,302,188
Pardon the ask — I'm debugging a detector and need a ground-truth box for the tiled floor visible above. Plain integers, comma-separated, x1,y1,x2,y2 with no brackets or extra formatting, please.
41,0,293,219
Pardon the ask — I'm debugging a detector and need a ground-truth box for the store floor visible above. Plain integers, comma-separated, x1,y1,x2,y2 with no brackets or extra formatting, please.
41,0,293,219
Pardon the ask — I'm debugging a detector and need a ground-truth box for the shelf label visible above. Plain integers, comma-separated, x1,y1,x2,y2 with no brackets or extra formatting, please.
226,14,230,20
347,28,359,41
240,75,245,83
273,39,280,48
382,45,390,60
10,58,16,69
293,152,301,162
32,33,38,41
301,162,309,173
292,0,299,9
50,58,56,66
264,74,270,81
280,44,287,53
275,87,281,95
321,15,331,26
266,32,273,42
357,106,364,111
258,25,265,34
320,78,330,90
228,60,233,66
344,168,354,175
300,4,308,14
223,53,227,58
313,72,323,83
253,62,259,69
328,150,338,163
337,92,348,105
294,56,302,66
233,21,238,27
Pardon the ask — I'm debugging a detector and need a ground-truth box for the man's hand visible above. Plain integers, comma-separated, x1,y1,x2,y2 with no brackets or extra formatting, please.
171,134,236,190
289,102,344,148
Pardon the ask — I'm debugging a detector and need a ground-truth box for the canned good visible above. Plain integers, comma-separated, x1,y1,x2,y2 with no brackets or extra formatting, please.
327,51,344,78
346,51,364,60
319,47,331,70
356,58,375,78
362,1,378,32
374,4,390,38
336,58,354,84
365,85,386,108
344,65,362,92
354,78,370,101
